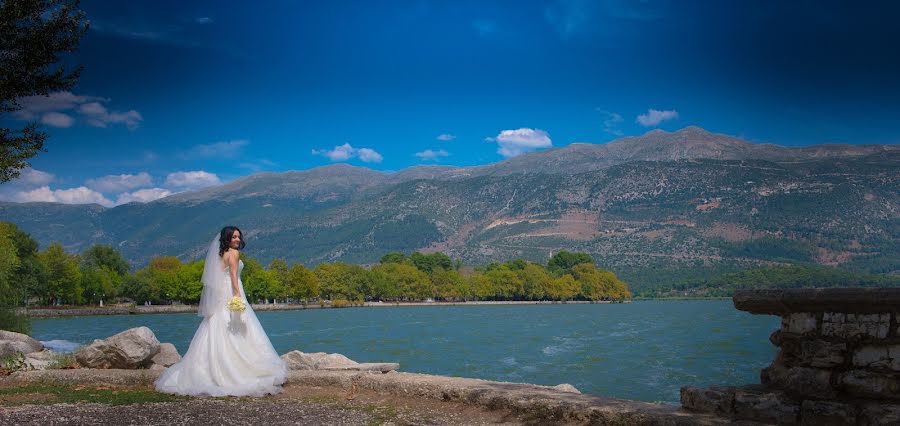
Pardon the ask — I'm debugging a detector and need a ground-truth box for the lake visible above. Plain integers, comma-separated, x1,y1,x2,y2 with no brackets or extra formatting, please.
30,300,778,404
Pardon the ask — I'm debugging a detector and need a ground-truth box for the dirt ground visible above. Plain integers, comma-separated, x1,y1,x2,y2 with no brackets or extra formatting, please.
0,381,540,426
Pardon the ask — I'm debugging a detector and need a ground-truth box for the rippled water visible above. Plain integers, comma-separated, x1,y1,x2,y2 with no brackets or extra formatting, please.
30,300,778,403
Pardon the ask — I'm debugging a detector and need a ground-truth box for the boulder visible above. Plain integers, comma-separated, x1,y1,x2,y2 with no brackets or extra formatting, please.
23,350,58,370
680,385,735,415
1,340,39,357
551,383,581,394
733,389,800,424
75,326,160,369
0,330,44,354
800,400,857,425
149,343,181,368
281,351,358,370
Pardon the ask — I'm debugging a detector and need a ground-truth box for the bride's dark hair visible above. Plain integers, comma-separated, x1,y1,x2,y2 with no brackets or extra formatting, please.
218,226,245,256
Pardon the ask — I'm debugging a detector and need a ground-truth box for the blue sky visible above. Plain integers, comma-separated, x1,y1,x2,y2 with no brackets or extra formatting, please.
2,0,899,207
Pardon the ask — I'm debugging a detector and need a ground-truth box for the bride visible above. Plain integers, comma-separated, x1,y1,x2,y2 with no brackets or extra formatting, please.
155,226,287,396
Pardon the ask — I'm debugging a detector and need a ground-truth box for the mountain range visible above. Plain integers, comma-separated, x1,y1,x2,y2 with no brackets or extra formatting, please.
2,126,897,291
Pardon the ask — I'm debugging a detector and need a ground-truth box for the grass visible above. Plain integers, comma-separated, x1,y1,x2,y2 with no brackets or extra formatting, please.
0,381,191,406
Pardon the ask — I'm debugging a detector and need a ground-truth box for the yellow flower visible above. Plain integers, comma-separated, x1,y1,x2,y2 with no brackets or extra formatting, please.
227,296,246,312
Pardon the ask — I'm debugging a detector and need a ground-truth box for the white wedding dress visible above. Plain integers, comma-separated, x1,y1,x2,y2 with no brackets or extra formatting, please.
155,250,287,397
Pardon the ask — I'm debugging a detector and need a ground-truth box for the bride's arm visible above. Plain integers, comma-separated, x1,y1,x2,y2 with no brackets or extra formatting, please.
225,251,240,297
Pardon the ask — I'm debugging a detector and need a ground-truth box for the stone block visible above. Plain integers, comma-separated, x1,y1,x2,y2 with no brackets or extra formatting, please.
680,385,735,415
837,369,900,399
782,312,818,335
822,312,889,340
860,403,900,425
733,389,800,425
761,360,836,399
800,340,846,368
799,400,857,426
889,346,900,372
779,338,846,368
853,345,892,369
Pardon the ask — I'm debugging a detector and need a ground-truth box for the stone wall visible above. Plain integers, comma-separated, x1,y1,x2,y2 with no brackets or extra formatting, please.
681,288,900,425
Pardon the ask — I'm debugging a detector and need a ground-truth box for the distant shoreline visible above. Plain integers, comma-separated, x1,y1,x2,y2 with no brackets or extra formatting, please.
23,299,631,318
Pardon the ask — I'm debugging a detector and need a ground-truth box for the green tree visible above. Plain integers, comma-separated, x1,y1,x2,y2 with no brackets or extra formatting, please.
468,273,493,301
119,270,157,304
147,256,183,303
174,261,204,303
0,227,28,332
410,251,453,274
80,244,130,276
372,263,431,301
39,242,82,305
485,267,523,300
518,263,551,300
0,222,45,306
380,252,408,264
287,264,320,301
1,0,89,181
548,275,580,301
431,268,463,301
548,251,594,275
80,265,121,304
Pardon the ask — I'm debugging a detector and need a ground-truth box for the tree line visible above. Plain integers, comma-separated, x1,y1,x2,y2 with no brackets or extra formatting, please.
0,222,632,331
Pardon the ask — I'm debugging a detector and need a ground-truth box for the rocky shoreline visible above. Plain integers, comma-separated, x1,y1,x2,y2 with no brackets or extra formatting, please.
23,300,623,318
1,325,721,425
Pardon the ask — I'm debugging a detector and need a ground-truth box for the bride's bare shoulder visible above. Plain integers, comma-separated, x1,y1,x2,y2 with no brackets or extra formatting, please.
222,249,239,264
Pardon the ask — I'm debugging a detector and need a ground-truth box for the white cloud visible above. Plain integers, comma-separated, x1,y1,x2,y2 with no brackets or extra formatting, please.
357,148,383,163
636,109,679,127
196,17,213,24
13,91,142,130
312,143,383,163
598,110,623,136
165,171,222,189
79,102,143,130
85,172,153,193
490,128,553,158
41,112,75,128
14,92,105,119
436,134,456,141
182,139,249,159
12,168,55,187
115,188,173,205
9,186,114,207
415,149,450,160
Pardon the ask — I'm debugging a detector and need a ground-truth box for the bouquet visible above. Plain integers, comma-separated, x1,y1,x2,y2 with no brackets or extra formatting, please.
227,296,246,312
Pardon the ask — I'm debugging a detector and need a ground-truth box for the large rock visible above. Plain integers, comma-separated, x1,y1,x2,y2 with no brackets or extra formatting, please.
23,350,58,370
0,330,44,355
149,343,181,368
733,389,800,425
552,383,581,394
799,400,857,425
680,385,735,416
281,351,358,370
75,326,160,369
